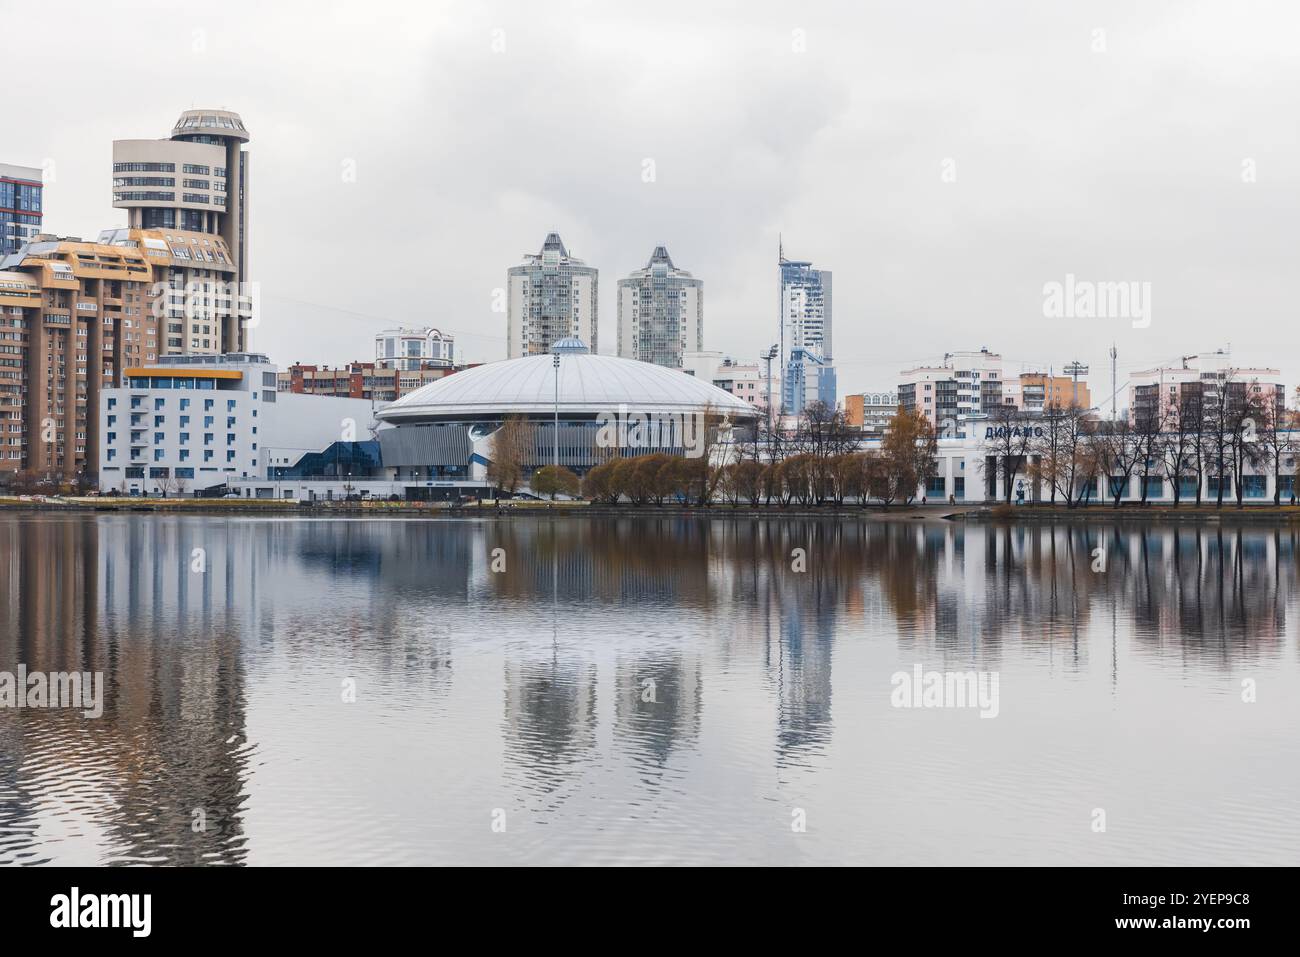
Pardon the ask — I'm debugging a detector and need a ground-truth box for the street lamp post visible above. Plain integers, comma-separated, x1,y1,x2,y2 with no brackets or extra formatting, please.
761,344,778,430
552,353,560,472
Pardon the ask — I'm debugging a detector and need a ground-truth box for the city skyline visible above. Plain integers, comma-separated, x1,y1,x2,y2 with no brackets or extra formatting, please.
7,1,1297,406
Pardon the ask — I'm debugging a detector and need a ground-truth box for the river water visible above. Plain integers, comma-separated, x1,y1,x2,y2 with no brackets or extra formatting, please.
0,512,1296,865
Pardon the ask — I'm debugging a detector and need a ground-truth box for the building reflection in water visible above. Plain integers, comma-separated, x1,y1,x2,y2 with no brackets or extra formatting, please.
0,513,1295,864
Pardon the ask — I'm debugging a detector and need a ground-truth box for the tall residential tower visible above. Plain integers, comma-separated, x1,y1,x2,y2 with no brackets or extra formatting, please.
616,246,702,368
507,232,598,357
779,242,835,414
112,110,251,352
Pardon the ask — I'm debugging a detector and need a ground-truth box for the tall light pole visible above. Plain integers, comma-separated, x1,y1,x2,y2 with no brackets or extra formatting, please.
552,352,560,471
761,344,778,429
1064,360,1089,407
1110,343,1118,422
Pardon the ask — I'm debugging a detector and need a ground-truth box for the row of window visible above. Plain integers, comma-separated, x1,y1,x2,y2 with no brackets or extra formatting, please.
114,162,175,173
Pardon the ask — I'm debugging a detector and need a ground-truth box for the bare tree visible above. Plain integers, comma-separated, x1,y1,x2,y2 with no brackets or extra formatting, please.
1255,385,1291,505
1031,404,1095,507
1132,394,1168,504
486,415,534,496
1230,381,1268,507
1096,419,1143,507
1032,401,1070,505
1202,371,1238,508
984,404,1035,503
1158,393,1198,507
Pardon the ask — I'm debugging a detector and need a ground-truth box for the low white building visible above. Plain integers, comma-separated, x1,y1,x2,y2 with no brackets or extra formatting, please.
98,353,381,496
375,326,454,370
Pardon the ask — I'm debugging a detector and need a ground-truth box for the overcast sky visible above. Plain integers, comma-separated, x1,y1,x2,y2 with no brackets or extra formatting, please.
9,0,1299,409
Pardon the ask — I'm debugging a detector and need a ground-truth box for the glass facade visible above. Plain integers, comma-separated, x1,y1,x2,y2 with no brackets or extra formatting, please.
1,171,43,256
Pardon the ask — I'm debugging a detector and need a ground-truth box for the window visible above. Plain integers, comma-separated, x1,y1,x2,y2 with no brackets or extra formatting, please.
925,477,945,497
1107,476,1129,499
954,477,965,499
1144,476,1163,499
1243,475,1267,498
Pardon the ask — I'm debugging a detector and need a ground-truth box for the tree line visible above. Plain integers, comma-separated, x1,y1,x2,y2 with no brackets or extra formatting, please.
990,372,1293,508
486,372,1298,509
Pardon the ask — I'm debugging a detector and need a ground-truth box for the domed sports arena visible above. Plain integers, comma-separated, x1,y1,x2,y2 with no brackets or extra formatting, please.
375,339,757,495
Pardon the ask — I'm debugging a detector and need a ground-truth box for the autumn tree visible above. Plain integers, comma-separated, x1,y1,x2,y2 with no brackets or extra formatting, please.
881,408,937,504
487,416,534,496
530,464,580,500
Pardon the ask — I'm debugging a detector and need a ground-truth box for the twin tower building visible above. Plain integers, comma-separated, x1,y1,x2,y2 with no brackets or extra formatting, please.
505,232,835,415
506,232,702,369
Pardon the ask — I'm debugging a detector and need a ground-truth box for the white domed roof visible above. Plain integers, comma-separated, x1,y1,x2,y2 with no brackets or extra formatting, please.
377,353,758,421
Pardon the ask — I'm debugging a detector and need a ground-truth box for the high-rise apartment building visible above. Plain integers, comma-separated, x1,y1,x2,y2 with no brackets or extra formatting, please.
616,246,702,368
112,110,250,352
98,227,239,356
778,244,834,414
1,163,43,256
375,327,455,370
0,237,153,482
898,349,1004,438
507,232,598,358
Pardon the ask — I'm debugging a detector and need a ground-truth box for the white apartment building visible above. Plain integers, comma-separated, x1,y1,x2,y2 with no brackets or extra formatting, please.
375,327,454,370
507,232,598,358
98,353,376,496
898,349,1004,437
1129,351,1284,427
617,246,703,369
